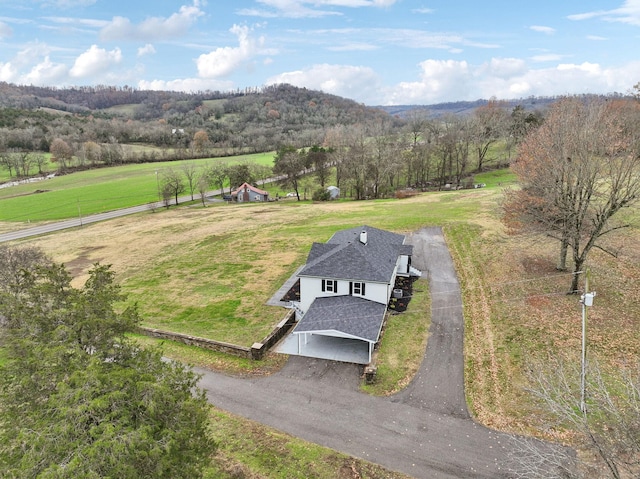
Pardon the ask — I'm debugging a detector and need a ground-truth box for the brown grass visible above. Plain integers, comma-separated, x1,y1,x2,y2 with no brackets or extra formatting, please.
452,214,640,438
7,190,640,443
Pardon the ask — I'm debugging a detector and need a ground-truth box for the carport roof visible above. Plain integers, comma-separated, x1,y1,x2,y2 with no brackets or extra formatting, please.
293,295,386,343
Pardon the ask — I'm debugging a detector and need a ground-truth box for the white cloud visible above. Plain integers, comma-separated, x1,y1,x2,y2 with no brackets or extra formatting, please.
42,16,108,28
385,59,472,105
587,35,608,41
412,8,435,14
238,0,399,18
267,63,382,101
39,0,96,8
100,2,204,41
328,42,378,51
137,44,156,57
483,57,527,78
378,58,640,105
569,1,640,26
0,21,13,39
138,77,234,92
531,53,565,62
197,24,269,78
40,0,97,8
530,25,556,35
0,62,18,83
22,56,68,84
69,44,122,78
0,42,68,85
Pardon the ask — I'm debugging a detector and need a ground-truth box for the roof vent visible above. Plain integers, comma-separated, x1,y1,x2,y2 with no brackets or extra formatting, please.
359,230,368,245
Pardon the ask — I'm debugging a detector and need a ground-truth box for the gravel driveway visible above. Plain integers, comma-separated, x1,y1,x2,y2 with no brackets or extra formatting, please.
195,227,559,478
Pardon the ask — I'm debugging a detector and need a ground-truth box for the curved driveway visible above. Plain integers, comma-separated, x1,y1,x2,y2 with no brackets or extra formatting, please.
195,227,553,478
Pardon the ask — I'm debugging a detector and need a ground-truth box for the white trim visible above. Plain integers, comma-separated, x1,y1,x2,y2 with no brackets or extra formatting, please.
292,328,376,344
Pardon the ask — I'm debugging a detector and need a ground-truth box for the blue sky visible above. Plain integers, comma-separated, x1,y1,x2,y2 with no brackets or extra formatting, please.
1,0,639,105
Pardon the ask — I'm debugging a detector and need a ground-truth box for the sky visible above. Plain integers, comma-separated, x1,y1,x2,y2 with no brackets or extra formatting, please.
1,0,640,106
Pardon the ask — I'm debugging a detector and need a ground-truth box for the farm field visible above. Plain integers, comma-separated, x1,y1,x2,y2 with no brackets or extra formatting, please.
7,168,640,444
0,151,276,224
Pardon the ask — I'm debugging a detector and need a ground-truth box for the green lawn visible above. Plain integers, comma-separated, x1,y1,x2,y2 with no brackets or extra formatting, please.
0,152,276,222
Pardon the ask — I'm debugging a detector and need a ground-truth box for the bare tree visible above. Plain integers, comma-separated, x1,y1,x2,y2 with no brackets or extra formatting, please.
368,119,400,198
33,153,47,175
306,145,330,188
431,115,471,188
520,358,640,479
208,161,229,195
471,99,509,171
192,130,209,156
196,168,209,207
49,138,73,172
10,151,35,177
0,245,51,297
340,124,370,200
503,98,640,292
250,162,273,188
82,141,101,167
161,168,185,206
0,151,16,177
181,162,198,201
273,145,309,201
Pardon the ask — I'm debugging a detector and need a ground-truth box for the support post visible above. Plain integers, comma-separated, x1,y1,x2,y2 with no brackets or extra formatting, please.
580,269,596,414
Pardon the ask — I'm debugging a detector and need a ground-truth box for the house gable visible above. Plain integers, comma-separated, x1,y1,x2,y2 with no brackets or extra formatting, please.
231,182,269,202
298,225,410,283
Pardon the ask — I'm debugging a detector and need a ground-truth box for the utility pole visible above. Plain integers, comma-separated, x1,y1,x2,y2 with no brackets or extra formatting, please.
155,170,160,202
580,269,596,414
77,198,82,227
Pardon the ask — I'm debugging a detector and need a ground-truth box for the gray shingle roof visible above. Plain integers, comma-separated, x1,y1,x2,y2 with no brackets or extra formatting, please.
298,225,407,282
293,295,386,342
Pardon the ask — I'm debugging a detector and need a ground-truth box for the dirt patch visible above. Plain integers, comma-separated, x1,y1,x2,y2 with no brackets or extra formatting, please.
65,245,106,279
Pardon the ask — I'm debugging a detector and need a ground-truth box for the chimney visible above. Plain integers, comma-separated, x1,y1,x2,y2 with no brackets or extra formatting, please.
359,230,367,245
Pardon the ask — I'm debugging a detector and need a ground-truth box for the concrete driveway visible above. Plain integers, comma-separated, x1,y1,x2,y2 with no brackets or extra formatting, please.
196,227,563,478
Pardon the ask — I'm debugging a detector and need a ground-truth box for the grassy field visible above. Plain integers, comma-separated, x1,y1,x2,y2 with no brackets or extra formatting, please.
205,408,413,479
5,167,639,475
0,152,276,223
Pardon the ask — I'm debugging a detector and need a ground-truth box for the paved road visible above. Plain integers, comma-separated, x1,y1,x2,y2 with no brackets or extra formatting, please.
0,191,222,243
195,227,558,478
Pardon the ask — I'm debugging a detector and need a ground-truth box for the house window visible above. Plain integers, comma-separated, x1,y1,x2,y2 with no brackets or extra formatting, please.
350,281,366,296
321,279,338,293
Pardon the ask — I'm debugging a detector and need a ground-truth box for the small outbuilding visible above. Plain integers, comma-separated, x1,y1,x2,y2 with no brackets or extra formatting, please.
327,185,340,199
231,183,269,202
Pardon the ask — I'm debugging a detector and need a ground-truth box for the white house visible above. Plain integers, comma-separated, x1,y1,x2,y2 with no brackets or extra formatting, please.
290,225,421,363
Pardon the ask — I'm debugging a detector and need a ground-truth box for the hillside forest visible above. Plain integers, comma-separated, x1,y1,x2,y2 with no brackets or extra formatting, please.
0,82,552,197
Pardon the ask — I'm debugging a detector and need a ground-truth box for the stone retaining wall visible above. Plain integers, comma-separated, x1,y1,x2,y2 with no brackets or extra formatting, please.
138,308,297,361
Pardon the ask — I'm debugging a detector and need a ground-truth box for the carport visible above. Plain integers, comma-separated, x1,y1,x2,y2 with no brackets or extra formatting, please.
275,296,386,365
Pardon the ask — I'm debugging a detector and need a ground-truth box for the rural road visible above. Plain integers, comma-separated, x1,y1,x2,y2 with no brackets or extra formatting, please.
0,190,222,243
195,227,558,478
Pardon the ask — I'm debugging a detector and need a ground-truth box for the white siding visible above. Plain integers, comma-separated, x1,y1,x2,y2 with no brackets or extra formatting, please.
299,276,389,314
362,281,388,305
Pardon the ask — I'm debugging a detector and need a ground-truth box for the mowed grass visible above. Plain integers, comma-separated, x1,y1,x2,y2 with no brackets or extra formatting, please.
362,278,431,396
7,166,638,443
18,187,491,346
0,152,276,223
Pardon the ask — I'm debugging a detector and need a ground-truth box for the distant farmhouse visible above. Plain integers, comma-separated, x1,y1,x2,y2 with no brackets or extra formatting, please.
231,183,269,202
287,225,421,363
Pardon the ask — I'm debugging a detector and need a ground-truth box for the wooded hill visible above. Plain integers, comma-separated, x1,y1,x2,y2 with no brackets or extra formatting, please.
0,82,394,155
